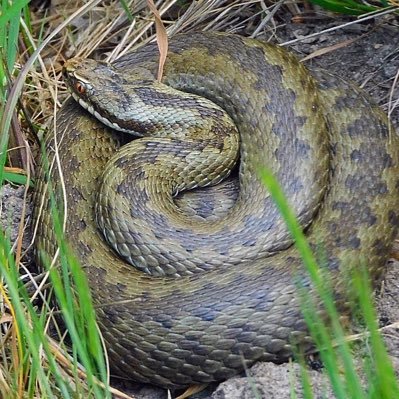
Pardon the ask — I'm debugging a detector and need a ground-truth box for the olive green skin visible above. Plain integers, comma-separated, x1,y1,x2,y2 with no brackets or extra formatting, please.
34,33,399,388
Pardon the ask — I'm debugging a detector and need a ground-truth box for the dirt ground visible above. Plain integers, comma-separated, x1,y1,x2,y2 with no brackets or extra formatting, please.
1,10,399,399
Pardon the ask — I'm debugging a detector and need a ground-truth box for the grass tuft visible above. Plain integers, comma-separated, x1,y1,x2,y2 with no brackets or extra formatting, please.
260,167,399,399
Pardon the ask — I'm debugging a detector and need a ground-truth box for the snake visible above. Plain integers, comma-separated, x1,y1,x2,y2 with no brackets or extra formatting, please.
34,32,399,388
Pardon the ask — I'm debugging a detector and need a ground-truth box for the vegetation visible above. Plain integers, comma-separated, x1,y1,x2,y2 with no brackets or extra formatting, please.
260,168,399,399
1,1,398,398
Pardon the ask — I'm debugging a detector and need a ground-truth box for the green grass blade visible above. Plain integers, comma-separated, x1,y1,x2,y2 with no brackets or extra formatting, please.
353,267,399,398
258,167,368,398
309,0,378,15
3,170,33,186
38,143,110,397
0,231,64,398
0,0,29,27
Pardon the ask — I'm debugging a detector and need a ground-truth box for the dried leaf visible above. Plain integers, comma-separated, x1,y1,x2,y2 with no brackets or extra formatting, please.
146,0,168,81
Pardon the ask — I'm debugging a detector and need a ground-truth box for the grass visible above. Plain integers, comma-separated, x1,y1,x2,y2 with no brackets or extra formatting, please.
308,0,388,15
260,168,399,399
1,1,399,398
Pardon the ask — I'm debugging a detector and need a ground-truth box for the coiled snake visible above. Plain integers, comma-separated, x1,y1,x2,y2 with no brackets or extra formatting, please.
34,33,399,388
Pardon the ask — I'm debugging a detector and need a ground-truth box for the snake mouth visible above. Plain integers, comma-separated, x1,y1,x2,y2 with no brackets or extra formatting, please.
71,91,132,134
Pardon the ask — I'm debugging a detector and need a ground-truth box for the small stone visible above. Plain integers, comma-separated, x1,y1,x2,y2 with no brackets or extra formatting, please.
383,64,399,79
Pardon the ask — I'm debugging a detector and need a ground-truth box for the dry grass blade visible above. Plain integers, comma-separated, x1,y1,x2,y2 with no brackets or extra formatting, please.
1,0,103,160
14,143,31,266
146,0,168,81
115,0,179,60
300,29,375,61
46,337,136,399
280,7,399,47
342,322,399,344
0,285,23,398
388,68,399,123
175,384,208,399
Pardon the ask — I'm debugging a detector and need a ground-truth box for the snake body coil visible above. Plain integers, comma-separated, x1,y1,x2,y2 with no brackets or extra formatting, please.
34,33,399,388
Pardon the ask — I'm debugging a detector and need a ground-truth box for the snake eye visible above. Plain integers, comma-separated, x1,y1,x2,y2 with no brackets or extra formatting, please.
75,81,86,94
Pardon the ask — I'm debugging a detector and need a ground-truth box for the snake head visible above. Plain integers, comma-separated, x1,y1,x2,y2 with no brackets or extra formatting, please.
62,56,230,140
62,57,160,136
62,58,116,102
63,58,137,134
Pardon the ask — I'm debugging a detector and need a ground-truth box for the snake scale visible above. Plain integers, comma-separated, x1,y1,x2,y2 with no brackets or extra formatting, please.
34,32,399,388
